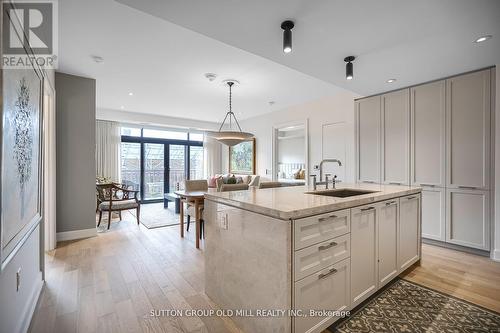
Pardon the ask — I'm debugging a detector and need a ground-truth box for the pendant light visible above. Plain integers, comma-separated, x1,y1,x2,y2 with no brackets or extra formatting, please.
208,81,254,146
281,20,294,53
344,56,355,80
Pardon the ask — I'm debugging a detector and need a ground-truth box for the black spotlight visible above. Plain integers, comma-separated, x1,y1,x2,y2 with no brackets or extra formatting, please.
281,20,294,53
344,56,355,80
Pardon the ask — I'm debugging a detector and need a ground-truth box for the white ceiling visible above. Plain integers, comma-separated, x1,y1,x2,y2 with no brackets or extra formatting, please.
58,0,344,122
116,0,500,96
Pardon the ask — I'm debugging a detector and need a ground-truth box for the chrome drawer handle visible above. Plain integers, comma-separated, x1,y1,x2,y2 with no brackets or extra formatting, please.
406,196,416,200
389,182,401,185
318,241,337,251
420,183,435,187
363,181,375,184
318,215,337,222
360,207,374,211
318,268,337,280
385,201,396,206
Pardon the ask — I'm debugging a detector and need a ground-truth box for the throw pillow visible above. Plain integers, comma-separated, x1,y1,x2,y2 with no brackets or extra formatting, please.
227,176,237,184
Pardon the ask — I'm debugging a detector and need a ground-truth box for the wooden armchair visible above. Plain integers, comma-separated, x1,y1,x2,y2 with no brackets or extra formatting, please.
96,183,140,230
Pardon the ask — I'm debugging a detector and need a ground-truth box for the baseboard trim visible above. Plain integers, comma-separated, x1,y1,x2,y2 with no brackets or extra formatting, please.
422,238,490,257
492,249,500,262
56,228,97,242
20,273,43,333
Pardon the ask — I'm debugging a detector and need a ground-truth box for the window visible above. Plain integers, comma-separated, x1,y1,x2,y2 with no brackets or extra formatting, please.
189,132,204,142
143,128,188,140
121,127,141,137
120,126,204,202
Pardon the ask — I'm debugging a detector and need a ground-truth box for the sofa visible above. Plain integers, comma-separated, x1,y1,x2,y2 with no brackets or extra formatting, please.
208,174,260,192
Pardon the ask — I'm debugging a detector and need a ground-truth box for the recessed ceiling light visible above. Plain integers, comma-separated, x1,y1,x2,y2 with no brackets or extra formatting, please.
386,79,396,83
120,105,124,109
475,35,492,43
205,73,217,82
128,92,133,96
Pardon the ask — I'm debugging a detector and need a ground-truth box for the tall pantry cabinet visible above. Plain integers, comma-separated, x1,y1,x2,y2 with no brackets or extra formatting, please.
355,68,494,251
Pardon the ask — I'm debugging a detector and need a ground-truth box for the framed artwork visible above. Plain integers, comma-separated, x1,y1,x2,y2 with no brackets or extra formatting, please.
229,138,256,175
1,11,44,269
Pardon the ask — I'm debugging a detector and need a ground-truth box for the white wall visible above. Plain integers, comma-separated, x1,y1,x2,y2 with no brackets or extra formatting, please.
278,137,305,164
494,66,500,261
238,90,359,181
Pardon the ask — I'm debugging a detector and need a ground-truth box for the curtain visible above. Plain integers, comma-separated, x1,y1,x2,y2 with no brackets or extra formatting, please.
96,120,121,182
203,135,222,177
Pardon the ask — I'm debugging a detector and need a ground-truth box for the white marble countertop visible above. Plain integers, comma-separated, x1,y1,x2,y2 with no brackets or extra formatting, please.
204,183,421,220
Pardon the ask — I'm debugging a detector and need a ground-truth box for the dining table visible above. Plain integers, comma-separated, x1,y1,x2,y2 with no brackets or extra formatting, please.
174,188,216,249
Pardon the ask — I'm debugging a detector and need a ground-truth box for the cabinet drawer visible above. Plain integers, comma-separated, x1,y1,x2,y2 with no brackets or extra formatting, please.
294,209,350,250
294,258,350,333
294,234,350,281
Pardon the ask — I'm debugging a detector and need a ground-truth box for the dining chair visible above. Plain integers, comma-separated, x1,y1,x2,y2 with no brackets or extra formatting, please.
184,180,208,238
96,183,140,229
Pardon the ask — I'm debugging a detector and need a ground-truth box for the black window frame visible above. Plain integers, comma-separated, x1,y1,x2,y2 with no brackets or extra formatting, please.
121,129,203,203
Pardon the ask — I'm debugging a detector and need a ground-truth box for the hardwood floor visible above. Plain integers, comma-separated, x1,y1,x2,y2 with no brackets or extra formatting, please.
29,211,500,333
401,243,500,313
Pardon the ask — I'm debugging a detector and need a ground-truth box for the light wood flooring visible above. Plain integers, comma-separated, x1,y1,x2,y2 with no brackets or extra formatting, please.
29,211,500,333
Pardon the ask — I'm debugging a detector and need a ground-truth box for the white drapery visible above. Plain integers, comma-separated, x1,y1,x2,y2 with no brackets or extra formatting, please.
96,120,121,182
203,134,222,177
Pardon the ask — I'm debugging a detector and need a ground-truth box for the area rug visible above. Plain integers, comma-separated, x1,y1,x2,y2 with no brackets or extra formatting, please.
126,203,180,229
329,279,500,333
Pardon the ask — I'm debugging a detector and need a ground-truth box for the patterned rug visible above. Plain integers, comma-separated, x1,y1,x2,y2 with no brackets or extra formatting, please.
96,203,180,229
329,279,500,333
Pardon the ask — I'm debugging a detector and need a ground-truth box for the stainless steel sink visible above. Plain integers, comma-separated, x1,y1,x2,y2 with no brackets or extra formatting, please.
306,188,378,198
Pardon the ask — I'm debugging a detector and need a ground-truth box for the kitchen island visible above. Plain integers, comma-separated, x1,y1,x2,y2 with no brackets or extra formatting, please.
203,183,422,333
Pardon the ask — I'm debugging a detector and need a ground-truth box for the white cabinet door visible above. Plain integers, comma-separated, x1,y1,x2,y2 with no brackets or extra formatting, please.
399,194,421,271
421,187,446,241
356,96,381,183
446,69,491,190
350,204,377,307
294,258,350,333
381,89,410,185
410,81,446,187
377,199,399,287
446,189,490,250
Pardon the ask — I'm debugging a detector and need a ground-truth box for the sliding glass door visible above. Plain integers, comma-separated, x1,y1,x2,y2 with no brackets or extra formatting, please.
120,127,203,203
144,143,165,200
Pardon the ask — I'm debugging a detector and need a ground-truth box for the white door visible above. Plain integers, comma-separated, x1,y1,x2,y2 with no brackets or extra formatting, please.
356,96,381,183
381,89,410,185
322,122,346,182
350,204,377,307
410,80,446,187
377,199,399,287
446,188,490,250
399,194,421,271
421,187,446,241
446,69,491,190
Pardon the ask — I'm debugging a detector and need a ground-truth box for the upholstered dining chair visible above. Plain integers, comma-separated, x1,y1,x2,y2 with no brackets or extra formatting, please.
96,183,140,230
184,180,208,238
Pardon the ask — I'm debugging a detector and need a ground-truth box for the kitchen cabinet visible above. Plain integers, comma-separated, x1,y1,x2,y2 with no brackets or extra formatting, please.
421,187,446,241
410,80,446,187
350,204,378,307
381,89,410,185
446,70,491,190
399,194,421,271
356,96,381,183
446,188,490,250
377,199,399,287
294,258,350,333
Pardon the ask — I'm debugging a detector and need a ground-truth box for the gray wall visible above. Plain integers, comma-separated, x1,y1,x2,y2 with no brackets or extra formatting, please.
55,73,96,233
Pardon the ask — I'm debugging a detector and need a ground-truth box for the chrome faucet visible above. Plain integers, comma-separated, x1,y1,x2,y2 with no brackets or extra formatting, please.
309,174,317,191
319,159,342,182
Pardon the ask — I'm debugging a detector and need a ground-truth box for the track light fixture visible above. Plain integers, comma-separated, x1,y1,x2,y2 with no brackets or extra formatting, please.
344,56,355,80
281,20,294,53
